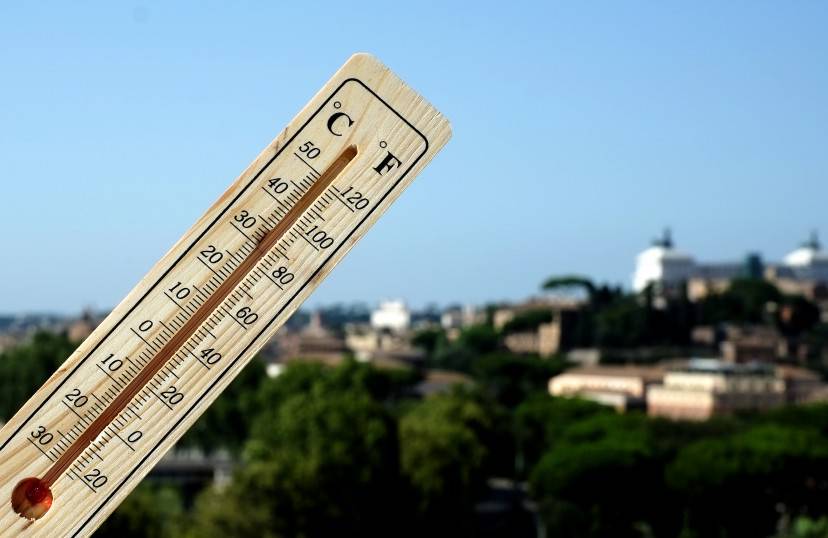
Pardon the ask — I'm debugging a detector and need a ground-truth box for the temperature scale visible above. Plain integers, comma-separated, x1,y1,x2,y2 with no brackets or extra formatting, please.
0,53,451,537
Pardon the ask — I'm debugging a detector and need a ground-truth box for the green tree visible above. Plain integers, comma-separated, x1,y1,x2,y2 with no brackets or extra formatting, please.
698,278,782,324
186,362,407,538
253,359,419,408
501,309,554,335
542,275,596,301
530,413,662,538
398,388,493,533
777,516,828,538
411,327,446,356
593,296,650,347
96,484,183,538
667,425,828,537
471,353,566,409
777,295,821,337
541,275,626,347
591,284,694,348
429,323,501,373
179,357,268,453
457,323,500,354
0,332,74,421
514,395,609,476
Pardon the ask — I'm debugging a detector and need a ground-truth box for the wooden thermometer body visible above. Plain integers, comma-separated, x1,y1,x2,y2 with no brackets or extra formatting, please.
0,53,450,537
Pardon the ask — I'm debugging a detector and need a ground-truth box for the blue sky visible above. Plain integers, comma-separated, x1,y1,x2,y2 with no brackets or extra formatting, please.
1,1,826,313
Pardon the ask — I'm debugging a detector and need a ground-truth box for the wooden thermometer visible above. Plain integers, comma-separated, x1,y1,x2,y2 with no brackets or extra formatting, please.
0,53,451,537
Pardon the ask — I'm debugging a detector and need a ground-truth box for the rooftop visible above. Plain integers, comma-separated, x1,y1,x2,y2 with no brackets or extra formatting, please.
562,365,666,383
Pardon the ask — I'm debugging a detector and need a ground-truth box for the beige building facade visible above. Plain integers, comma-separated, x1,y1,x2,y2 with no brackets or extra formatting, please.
549,360,826,420
549,365,665,411
647,367,785,420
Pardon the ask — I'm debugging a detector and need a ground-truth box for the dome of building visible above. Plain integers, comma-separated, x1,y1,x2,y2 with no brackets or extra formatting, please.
784,247,828,267
780,232,828,283
783,232,828,267
632,229,695,292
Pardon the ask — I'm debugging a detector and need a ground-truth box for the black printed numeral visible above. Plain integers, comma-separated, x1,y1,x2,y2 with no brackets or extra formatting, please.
305,225,334,249
340,186,370,210
168,281,191,300
160,386,184,406
299,141,321,159
65,388,88,408
83,469,108,489
234,210,256,229
31,426,53,445
236,307,258,325
200,348,222,365
200,245,223,264
268,178,289,194
272,266,295,286
101,354,123,372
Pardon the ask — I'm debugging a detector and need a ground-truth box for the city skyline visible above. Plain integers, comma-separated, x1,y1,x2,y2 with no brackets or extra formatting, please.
1,2,827,313
2,228,825,316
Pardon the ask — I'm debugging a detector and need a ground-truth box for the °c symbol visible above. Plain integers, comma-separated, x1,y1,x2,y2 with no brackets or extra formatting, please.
327,109,353,137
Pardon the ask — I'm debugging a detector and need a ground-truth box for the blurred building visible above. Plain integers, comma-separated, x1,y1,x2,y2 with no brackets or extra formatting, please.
440,305,483,331
370,300,411,333
0,335,19,353
565,348,602,366
67,310,97,343
633,230,828,303
0,313,75,350
261,311,348,376
493,297,583,331
780,232,828,282
687,264,746,301
503,319,568,357
493,298,583,356
549,359,827,419
776,364,825,404
691,323,814,364
718,325,781,363
549,365,665,411
647,359,786,420
413,370,474,398
633,229,696,294
345,324,423,365
151,448,235,493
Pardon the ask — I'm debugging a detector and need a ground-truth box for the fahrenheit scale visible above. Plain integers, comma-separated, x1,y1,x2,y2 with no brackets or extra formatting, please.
0,53,451,537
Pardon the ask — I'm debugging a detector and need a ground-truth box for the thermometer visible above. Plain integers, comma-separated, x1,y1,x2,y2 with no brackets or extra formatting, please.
0,52,451,537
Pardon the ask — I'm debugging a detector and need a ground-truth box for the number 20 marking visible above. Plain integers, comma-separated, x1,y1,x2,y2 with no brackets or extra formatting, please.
83,469,108,489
